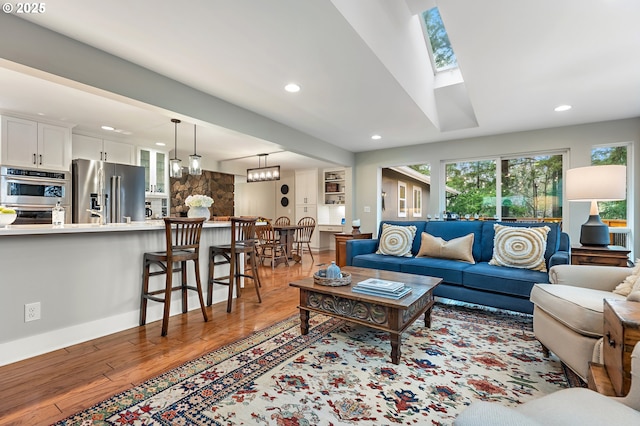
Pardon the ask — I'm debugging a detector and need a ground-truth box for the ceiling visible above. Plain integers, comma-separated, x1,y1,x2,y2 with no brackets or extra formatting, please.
1,0,639,174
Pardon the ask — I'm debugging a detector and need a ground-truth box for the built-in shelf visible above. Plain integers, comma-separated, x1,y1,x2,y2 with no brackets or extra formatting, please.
324,169,346,205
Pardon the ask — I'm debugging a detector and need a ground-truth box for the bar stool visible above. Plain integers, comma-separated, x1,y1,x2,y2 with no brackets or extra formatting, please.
140,217,208,336
208,217,262,313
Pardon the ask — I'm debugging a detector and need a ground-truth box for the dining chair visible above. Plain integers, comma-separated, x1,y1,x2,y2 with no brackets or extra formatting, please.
294,216,316,262
274,216,291,226
208,217,262,313
140,217,208,336
255,220,290,268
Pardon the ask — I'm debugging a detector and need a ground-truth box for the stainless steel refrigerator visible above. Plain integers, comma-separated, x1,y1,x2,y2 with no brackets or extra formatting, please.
72,159,145,223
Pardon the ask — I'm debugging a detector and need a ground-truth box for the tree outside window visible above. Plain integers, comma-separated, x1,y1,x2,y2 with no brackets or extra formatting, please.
591,145,628,221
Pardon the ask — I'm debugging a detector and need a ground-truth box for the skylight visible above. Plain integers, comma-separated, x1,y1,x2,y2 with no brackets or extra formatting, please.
421,7,458,73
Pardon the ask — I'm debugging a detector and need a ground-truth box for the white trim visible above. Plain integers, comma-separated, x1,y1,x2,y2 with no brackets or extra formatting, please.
398,180,407,217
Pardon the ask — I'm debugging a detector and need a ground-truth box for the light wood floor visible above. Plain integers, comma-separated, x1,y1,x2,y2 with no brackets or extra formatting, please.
0,250,335,425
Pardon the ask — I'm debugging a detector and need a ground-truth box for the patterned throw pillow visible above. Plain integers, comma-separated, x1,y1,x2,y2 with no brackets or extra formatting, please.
416,232,475,263
489,224,550,272
627,275,640,301
613,260,640,296
376,224,417,257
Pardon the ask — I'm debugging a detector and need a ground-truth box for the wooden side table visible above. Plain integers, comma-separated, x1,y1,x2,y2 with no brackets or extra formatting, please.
334,232,372,267
588,299,640,396
571,245,630,267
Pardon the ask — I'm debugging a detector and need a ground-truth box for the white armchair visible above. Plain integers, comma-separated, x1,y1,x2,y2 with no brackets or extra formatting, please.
454,342,640,425
529,264,631,380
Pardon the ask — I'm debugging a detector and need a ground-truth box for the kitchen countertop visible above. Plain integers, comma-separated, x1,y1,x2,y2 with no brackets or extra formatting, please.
0,220,231,236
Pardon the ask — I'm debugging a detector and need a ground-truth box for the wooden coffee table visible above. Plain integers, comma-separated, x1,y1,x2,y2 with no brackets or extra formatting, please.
289,266,442,364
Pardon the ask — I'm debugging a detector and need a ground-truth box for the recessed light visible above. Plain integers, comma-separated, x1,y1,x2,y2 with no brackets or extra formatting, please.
371,134,382,140
101,125,115,131
37,112,46,116
284,83,301,93
155,142,166,147
554,105,572,112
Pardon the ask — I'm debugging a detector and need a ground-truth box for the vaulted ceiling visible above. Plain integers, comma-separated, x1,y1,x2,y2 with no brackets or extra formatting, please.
1,0,639,173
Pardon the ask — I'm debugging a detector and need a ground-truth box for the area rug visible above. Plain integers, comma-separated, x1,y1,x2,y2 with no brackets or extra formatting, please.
55,303,568,425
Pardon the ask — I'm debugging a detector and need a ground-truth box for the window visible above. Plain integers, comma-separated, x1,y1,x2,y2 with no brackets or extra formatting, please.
398,181,407,217
421,7,458,72
591,144,628,222
501,154,563,220
443,152,565,221
445,160,496,218
413,186,422,217
591,143,631,250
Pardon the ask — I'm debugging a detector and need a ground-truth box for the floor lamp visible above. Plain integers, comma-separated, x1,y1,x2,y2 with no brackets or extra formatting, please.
566,165,626,246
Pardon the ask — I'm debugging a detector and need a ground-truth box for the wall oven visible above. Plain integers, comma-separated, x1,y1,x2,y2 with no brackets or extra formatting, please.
0,166,71,224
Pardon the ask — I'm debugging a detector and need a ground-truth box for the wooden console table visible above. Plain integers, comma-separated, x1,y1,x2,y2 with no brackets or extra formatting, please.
335,232,373,267
571,245,630,267
588,299,640,396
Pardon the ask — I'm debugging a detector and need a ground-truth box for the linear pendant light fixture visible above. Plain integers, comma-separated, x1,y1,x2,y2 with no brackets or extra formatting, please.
169,118,182,178
189,124,202,175
247,153,280,182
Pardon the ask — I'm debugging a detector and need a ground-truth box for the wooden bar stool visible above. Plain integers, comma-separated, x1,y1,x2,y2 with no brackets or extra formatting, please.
208,217,262,313
140,217,208,336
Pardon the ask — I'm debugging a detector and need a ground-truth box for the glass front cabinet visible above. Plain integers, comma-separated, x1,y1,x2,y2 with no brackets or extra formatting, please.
138,148,168,196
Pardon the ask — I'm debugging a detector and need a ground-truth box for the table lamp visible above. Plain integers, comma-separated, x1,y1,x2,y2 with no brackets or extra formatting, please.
566,165,626,246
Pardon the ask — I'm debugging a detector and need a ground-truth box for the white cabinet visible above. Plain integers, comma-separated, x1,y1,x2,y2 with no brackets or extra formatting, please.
72,134,134,164
295,169,319,249
295,169,318,205
1,116,71,171
139,148,168,197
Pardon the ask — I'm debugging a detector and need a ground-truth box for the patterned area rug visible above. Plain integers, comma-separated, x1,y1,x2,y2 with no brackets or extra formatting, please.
55,303,568,425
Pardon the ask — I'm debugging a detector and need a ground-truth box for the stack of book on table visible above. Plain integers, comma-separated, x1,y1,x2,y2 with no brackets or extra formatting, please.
352,278,412,299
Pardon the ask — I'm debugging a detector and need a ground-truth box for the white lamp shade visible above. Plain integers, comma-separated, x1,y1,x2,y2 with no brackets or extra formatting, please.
566,165,626,201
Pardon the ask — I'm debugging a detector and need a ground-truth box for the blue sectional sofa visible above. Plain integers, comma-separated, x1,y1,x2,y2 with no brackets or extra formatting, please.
346,220,570,314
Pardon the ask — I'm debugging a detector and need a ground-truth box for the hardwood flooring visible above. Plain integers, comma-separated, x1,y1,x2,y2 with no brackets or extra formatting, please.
0,251,335,425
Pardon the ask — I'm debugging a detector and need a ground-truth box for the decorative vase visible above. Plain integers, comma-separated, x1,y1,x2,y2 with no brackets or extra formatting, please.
187,206,210,220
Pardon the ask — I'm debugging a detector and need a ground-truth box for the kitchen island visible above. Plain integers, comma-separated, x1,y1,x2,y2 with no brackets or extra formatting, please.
0,220,233,366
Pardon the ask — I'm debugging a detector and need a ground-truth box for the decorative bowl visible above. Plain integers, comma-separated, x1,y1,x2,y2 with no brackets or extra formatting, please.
0,213,17,227
313,271,352,287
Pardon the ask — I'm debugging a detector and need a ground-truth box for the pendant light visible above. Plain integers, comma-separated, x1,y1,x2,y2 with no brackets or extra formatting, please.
188,124,202,175
169,118,182,178
246,153,280,182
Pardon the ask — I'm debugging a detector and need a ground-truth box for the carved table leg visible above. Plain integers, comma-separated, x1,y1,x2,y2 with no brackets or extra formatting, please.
424,305,433,328
390,333,401,365
299,309,310,335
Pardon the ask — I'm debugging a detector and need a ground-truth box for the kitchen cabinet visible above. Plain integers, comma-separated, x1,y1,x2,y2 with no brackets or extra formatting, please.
72,134,135,164
139,148,168,197
1,115,71,171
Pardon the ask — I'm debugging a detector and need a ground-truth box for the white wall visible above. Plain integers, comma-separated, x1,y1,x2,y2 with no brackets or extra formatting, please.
354,118,640,257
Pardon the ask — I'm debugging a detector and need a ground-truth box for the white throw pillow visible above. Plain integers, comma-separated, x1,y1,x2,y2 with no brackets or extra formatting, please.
613,259,640,296
489,224,550,272
376,224,417,257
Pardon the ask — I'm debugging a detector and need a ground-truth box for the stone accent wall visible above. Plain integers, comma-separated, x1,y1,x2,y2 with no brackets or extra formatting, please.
170,170,234,217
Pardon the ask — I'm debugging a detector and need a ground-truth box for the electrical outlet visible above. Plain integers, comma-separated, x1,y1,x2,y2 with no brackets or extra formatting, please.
25,302,41,322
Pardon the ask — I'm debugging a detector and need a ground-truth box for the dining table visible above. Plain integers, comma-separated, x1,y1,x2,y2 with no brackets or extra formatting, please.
272,224,303,263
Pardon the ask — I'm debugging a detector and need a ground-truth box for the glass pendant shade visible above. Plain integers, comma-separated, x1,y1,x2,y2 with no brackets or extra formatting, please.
189,154,202,175
189,124,203,175
169,118,182,178
170,158,182,178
